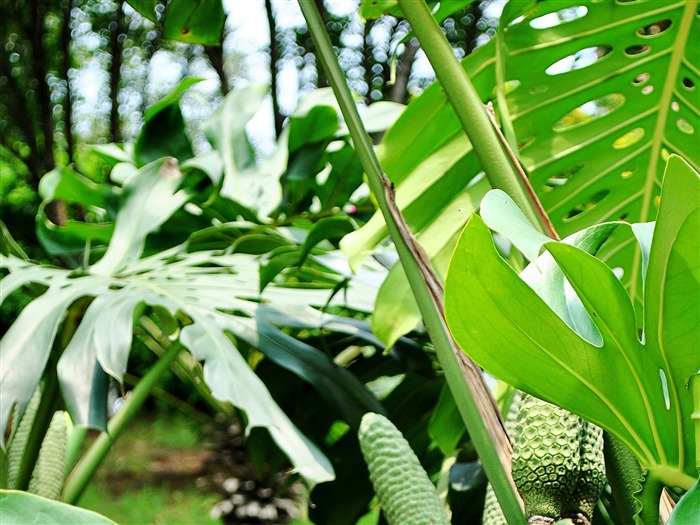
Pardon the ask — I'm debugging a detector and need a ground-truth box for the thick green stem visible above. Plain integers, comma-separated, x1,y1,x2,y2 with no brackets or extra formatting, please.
397,0,555,239
298,1,525,523
61,340,184,504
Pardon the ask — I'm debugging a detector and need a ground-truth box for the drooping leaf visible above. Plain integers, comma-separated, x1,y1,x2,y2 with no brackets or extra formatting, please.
0,490,116,525
444,155,699,487
134,78,203,166
202,85,273,211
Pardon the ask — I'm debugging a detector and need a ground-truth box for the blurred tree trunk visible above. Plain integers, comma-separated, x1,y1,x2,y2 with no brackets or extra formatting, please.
205,44,228,96
109,0,124,142
60,0,74,164
389,38,418,104
29,0,55,175
265,0,283,138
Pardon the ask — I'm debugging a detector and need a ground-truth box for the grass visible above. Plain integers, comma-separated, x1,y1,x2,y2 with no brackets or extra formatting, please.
76,409,223,525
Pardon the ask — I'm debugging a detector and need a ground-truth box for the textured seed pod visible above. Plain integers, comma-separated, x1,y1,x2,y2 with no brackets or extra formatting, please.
28,411,68,500
482,390,522,525
511,394,583,523
6,388,42,489
359,412,450,525
563,421,606,524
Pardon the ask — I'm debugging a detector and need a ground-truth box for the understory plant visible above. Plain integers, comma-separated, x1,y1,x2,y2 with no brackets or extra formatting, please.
1,0,699,523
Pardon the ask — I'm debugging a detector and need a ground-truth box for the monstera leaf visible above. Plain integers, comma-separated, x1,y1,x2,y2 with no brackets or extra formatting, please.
0,159,385,486
444,155,699,487
343,0,699,344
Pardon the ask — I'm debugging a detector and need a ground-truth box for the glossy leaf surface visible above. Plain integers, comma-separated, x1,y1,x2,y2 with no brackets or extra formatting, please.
0,490,116,525
444,156,699,487
344,0,700,342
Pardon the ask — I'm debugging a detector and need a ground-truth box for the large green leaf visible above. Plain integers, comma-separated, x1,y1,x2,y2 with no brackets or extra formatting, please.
444,155,699,487
343,0,699,342
1,160,385,486
0,490,116,525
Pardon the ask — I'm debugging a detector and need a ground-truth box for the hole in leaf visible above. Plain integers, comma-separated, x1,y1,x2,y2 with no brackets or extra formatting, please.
625,44,650,56
518,135,536,150
529,6,588,29
180,27,190,36
546,45,612,75
503,79,521,94
632,72,650,85
618,213,629,221
613,128,645,149
677,118,695,134
543,163,586,190
565,190,610,220
682,77,696,90
621,168,634,179
530,84,549,95
661,148,671,161
641,85,654,95
659,369,671,410
654,195,661,207
671,101,680,112
637,19,672,36
553,93,625,131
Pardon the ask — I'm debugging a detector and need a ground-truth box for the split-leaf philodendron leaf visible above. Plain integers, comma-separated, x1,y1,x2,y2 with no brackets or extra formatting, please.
343,0,699,345
444,155,699,488
0,158,385,486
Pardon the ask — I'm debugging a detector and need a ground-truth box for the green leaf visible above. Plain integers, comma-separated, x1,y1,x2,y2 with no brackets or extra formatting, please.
0,490,116,524
125,0,158,22
135,78,203,166
444,156,699,488
202,85,273,212
429,384,464,456
36,166,117,255
162,0,225,45
667,478,700,525
346,0,700,334
91,158,188,276
299,216,356,265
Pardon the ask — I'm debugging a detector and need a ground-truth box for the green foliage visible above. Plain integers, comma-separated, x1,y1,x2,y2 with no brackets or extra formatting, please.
445,156,699,492
344,0,700,344
0,489,116,525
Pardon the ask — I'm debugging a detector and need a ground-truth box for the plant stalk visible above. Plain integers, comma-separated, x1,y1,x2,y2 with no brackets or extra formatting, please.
61,340,184,504
298,1,525,523
397,0,557,240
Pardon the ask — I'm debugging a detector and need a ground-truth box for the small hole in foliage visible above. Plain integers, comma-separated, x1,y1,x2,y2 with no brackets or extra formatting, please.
181,27,190,36
671,101,680,112
637,19,672,36
613,128,645,149
553,93,625,131
621,169,634,179
677,118,695,135
641,85,654,95
545,45,611,75
625,44,650,56
661,148,671,161
682,77,696,90
529,6,588,29
564,190,610,220
543,163,586,191
632,72,650,85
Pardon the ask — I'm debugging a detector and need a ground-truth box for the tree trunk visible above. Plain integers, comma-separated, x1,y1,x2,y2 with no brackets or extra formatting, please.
29,0,55,173
109,0,124,142
389,37,419,104
205,45,228,96
61,0,74,164
265,0,283,138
